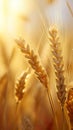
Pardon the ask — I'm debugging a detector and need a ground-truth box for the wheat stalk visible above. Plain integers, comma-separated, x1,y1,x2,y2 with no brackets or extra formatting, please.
49,26,68,130
49,26,66,107
15,68,30,104
16,38,48,88
66,0,73,18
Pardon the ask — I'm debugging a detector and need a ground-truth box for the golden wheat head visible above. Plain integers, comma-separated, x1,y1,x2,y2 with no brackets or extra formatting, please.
49,26,66,107
15,68,30,103
15,38,49,88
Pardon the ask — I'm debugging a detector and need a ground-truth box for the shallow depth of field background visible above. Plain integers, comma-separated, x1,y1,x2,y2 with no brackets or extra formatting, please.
0,0,73,130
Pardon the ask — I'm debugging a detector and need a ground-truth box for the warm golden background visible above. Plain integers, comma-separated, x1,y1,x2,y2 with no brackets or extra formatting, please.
0,0,73,130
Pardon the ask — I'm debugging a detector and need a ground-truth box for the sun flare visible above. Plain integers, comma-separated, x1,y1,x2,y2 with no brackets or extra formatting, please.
0,0,30,34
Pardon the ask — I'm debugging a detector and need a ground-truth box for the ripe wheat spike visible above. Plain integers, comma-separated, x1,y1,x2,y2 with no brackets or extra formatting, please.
49,26,66,107
16,38,49,88
15,68,30,103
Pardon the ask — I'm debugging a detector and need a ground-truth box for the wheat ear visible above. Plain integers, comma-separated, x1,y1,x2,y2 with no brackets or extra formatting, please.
66,88,73,130
49,26,66,107
49,26,68,130
15,68,30,103
16,38,48,88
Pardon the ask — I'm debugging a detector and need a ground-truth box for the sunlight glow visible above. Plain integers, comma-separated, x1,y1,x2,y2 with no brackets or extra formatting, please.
0,0,5,33
0,0,30,34
9,0,22,14
8,0,31,16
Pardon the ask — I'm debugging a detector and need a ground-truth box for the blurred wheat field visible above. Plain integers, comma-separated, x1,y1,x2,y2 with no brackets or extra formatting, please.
0,0,73,130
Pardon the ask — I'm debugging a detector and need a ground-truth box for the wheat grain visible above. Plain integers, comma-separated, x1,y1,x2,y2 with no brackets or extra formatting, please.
16,38,49,88
15,68,30,103
49,26,66,107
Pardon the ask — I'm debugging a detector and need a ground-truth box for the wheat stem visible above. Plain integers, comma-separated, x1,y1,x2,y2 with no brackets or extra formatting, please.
66,0,73,18
66,88,73,130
